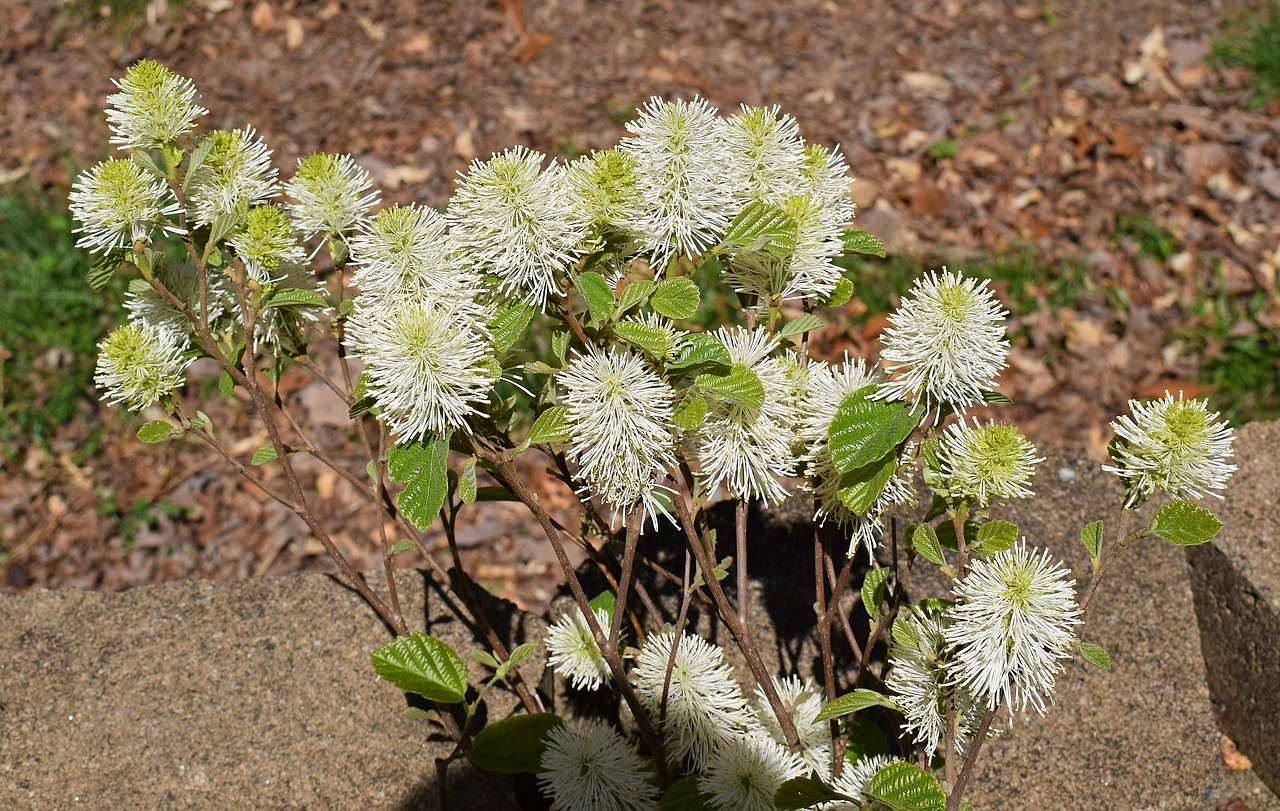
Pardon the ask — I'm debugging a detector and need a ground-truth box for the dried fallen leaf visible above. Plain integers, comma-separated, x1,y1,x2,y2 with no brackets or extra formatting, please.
250,0,275,33
1220,736,1252,772
284,16,304,50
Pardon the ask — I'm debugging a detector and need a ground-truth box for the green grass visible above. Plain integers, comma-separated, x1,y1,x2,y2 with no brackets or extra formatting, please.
0,183,125,449
57,0,181,43
1115,212,1177,262
927,140,957,161
1212,2,1280,106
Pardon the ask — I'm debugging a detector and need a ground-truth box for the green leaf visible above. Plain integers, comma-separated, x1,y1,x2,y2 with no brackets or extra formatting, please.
575,271,615,323
659,775,710,811
218,369,236,397
934,519,983,552
385,538,416,558
183,136,215,191
1151,500,1223,546
389,434,451,531
87,255,126,291
137,420,180,444
475,486,520,502
841,228,887,258
862,566,891,618
370,632,469,703
467,713,564,773
696,362,765,410
615,320,677,358
822,276,855,308
250,445,279,465
866,762,946,811
975,519,1018,553
846,718,891,762
912,524,946,565
551,328,571,363
774,775,856,809
261,288,327,310
615,278,655,314
669,332,732,373
650,276,701,319
837,453,897,516
828,385,918,474
723,201,798,257
348,374,376,419
815,689,898,722
1080,520,1103,559
981,389,1013,404
672,392,708,431
778,313,824,339
459,456,478,505
489,299,537,353
130,150,166,179
588,590,617,623
529,406,572,444
494,640,538,681
467,649,502,668
1078,641,1111,669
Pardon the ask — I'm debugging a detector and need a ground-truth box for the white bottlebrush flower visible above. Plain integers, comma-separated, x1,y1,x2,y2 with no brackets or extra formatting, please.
752,675,830,774
186,127,279,229
935,420,1042,507
125,259,235,344
538,719,659,811
886,612,986,756
698,732,805,811
95,322,190,411
559,345,676,526
799,143,855,227
105,60,206,151
878,269,1008,413
350,203,475,305
447,146,586,309
227,204,305,284
545,606,612,691
821,754,900,810
619,97,733,272
69,158,182,254
1103,391,1236,507
945,541,1080,715
689,327,799,505
236,258,325,351
284,152,379,238
632,630,752,769
724,105,806,206
346,297,497,438
565,148,643,245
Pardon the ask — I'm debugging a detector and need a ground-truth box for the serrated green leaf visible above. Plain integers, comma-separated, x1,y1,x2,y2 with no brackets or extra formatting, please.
846,718,891,762
459,457,478,504
912,524,946,565
615,279,656,314
934,518,982,552
862,566,891,618
551,328,571,362
251,445,278,465
370,632,468,703
467,713,564,773
467,649,502,668
262,288,327,310
529,406,572,444
828,385,918,474
867,762,946,811
774,776,857,809
130,150,166,179
380,539,414,560
837,453,898,516
1079,641,1111,669
183,137,214,191
975,519,1019,553
87,256,126,291
815,689,898,722
696,362,765,409
1151,501,1223,546
672,392,708,431
1080,520,1103,559
650,276,700,319
822,275,855,308
218,369,236,397
348,374,376,419
575,272,615,323
489,299,537,353
723,201,798,257
504,641,538,670
615,320,677,358
588,590,617,623
669,332,732,373
137,420,180,444
389,434,451,531
841,228,887,258
127,278,152,296
659,775,710,811
778,313,824,339
981,389,1013,404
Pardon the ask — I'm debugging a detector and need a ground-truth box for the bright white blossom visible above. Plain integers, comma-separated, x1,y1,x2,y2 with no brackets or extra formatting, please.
620,97,733,272
886,612,986,755
105,59,205,150
227,204,305,284
752,675,830,773
821,755,901,810
559,345,676,525
1103,391,1236,507
186,127,280,229
879,269,1008,413
945,541,1080,715
125,259,234,345
690,327,799,505
545,606,612,691
538,719,659,811
346,297,497,438
95,322,190,411
448,146,586,309
565,149,643,250
698,732,805,811
935,420,1042,507
632,630,752,769
284,152,379,238
69,158,182,254
350,204,474,305
725,105,806,206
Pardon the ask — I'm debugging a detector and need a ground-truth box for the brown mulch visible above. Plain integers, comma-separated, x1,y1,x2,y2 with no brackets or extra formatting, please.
1,0,1277,609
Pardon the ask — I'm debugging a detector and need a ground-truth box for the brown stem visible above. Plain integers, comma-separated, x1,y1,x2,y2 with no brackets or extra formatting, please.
608,505,644,650
736,498,749,625
947,706,999,811
660,550,696,723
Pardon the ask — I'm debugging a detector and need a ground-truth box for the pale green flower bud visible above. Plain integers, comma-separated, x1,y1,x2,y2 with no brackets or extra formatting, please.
105,60,205,150
95,322,190,411
228,205,304,284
